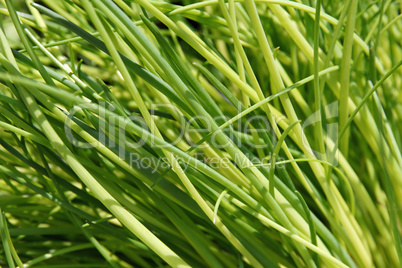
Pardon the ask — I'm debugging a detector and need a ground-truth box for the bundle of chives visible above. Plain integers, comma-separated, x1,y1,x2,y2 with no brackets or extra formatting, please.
0,0,401,267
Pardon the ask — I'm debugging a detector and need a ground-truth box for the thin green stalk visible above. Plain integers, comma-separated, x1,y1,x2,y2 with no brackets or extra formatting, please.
5,0,56,86
373,92,402,267
313,0,325,160
338,0,358,157
0,209,24,268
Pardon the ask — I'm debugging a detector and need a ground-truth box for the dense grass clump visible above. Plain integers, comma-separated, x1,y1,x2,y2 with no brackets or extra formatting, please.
0,0,401,267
